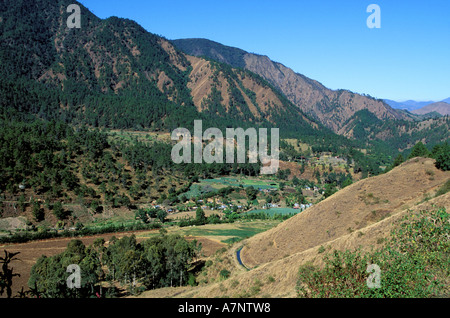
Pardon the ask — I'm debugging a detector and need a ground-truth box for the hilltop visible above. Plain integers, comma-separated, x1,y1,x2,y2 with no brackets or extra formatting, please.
412,102,450,116
239,157,449,267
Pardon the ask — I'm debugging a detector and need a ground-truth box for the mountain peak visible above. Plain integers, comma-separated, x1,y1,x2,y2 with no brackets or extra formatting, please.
412,101,450,116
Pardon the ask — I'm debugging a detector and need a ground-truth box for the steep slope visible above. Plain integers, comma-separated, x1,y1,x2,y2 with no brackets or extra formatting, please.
172,38,409,133
0,0,328,138
336,110,449,149
240,157,449,267
184,54,322,135
0,0,198,130
412,102,450,116
172,39,449,151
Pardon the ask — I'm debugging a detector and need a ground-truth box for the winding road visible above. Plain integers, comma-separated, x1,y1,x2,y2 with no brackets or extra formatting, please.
236,246,249,270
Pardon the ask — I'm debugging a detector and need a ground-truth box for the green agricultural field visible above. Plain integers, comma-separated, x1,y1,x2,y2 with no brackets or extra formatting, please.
246,208,300,216
199,177,279,190
181,184,216,199
181,177,279,199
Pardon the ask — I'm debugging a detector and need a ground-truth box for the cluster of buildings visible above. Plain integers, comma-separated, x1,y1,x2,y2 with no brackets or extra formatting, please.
293,203,313,210
149,199,244,214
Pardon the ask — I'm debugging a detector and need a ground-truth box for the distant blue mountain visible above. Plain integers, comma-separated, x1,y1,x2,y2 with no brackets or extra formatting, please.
383,99,444,112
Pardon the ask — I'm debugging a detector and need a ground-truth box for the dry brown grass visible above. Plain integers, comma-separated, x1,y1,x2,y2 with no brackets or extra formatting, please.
241,157,449,268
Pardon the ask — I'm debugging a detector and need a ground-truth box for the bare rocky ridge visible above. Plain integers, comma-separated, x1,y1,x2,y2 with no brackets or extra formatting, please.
242,53,408,132
172,38,410,133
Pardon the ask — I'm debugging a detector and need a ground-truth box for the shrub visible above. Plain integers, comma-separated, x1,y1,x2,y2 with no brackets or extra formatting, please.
408,141,430,159
296,207,449,298
219,269,231,280
52,202,67,220
32,200,44,222
433,142,450,171
435,179,450,197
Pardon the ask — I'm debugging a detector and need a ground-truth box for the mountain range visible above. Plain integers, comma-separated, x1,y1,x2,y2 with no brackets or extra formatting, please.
171,38,449,148
0,0,447,154
384,98,450,114
0,0,344,145
172,38,410,134
410,102,450,116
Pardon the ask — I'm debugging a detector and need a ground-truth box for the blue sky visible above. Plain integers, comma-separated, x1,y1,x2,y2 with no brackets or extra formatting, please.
78,0,450,102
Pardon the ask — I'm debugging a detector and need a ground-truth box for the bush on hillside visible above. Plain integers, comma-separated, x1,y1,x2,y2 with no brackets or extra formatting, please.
408,141,430,159
296,207,449,298
432,142,450,171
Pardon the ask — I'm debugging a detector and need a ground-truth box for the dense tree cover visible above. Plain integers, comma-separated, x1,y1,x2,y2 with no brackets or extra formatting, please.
0,118,78,196
118,134,264,181
345,111,449,161
408,141,430,159
0,0,199,131
391,141,449,172
28,239,104,298
344,110,383,141
1,0,336,140
392,154,405,167
0,117,140,215
28,233,200,297
0,116,274,226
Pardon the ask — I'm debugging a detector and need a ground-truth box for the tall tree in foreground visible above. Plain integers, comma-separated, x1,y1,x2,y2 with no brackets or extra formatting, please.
0,250,21,298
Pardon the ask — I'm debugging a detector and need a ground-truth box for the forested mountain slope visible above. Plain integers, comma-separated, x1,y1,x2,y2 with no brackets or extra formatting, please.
0,0,337,141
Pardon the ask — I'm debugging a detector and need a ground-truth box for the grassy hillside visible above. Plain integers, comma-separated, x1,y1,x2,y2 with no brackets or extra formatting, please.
239,157,449,267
